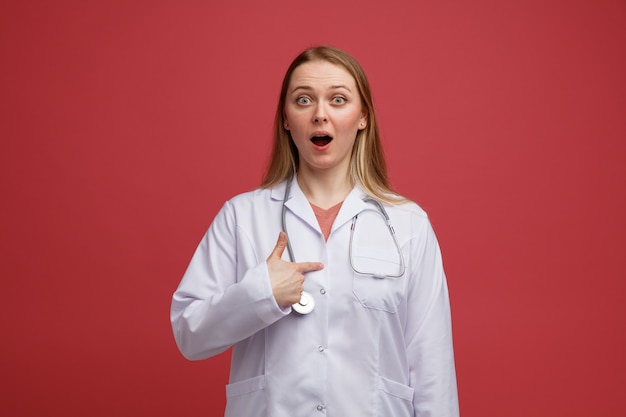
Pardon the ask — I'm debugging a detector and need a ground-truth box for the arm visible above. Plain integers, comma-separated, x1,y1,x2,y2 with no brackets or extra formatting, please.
170,201,289,360
405,217,460,417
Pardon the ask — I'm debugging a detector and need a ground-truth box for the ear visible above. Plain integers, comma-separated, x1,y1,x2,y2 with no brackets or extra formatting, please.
358,111,368,130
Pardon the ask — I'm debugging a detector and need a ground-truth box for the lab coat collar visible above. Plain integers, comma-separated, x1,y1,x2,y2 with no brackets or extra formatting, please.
270,179,369,233
271,179,317,232
333,186,369,231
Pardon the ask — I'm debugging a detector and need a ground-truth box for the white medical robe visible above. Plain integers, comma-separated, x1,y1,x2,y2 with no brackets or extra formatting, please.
171,180,459,417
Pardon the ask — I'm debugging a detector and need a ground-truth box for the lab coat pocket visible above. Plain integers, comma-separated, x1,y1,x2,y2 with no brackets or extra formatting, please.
352,247,405,313
376,376,414,416
225,375,266,417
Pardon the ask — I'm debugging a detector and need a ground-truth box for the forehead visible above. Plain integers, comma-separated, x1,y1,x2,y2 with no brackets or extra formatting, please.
288,60,357,91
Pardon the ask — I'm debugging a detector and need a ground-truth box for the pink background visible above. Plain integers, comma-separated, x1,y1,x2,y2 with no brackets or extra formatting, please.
2,0,625,415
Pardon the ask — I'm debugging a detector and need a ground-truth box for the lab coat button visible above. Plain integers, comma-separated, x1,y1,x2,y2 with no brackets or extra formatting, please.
320,288,326,295
316,404,326,412
318,345,325,352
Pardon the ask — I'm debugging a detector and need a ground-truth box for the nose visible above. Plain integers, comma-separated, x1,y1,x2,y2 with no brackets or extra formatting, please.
313,104,328,123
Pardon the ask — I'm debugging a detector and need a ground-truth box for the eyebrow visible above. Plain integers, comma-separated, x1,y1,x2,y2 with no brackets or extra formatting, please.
290,85,353,94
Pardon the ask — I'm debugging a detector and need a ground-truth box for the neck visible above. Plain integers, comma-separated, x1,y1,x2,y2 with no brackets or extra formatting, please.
296,168,353,210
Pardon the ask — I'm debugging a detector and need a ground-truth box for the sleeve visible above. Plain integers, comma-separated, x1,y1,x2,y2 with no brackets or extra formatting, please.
405,215,460,417
170,200,290,360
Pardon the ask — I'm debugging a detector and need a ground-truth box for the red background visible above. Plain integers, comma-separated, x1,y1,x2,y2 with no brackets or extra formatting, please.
2,1,625,416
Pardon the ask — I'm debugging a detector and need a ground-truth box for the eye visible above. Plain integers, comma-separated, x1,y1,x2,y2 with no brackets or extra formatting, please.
296,96,311,105
332,96,346,105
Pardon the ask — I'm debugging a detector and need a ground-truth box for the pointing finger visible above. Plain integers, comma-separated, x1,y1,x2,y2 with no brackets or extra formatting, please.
296,261,324,273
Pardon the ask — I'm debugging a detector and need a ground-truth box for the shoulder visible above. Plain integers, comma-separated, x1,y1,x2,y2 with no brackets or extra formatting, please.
356,186,430,228
220,184,285,215
208,187,279,235
384,196,429,222
227,187,272,205
381,197,434,243
368,187,428,219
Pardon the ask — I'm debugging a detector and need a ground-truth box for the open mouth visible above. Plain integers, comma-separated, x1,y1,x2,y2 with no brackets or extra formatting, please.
311,135,333,146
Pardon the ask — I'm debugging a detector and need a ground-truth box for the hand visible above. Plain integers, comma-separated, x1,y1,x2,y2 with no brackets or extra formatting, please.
266,232,324,308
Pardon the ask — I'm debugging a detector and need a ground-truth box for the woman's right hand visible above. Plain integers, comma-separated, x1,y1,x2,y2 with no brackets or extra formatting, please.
266,232,324,308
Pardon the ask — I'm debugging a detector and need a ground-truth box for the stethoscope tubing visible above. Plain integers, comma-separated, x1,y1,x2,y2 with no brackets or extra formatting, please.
281,175,406,314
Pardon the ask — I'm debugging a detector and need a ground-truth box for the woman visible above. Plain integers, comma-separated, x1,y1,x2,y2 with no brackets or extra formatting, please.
171,46,459,417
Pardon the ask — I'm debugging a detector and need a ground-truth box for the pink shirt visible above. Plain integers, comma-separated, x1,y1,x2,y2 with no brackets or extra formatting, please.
310,201,343,241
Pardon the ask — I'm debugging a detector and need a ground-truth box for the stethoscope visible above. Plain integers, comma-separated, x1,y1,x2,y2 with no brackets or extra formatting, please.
281,176,406,314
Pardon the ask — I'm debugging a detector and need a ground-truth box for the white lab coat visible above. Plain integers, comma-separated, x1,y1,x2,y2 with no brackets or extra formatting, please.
171,180,459,417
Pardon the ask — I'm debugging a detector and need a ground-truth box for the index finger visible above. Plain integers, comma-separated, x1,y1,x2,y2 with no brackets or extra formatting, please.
295,261,324,273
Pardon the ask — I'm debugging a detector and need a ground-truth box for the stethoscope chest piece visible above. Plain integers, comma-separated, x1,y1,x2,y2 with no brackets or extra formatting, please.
292,291,315,315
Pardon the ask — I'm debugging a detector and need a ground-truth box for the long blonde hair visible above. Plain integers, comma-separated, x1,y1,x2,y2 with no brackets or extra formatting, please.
261,46,403,204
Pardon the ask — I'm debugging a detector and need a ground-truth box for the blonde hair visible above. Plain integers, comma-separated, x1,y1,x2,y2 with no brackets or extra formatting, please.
261,46,403,204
